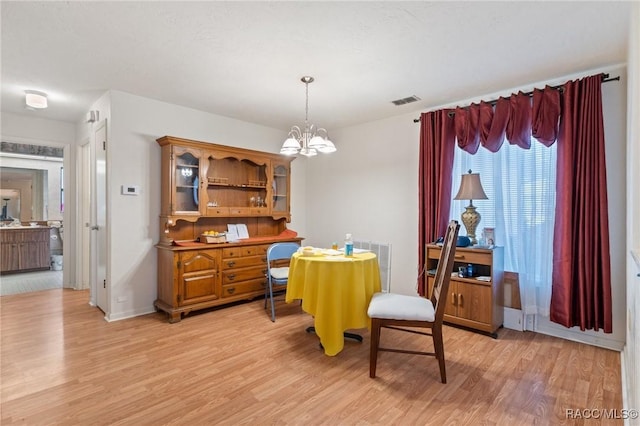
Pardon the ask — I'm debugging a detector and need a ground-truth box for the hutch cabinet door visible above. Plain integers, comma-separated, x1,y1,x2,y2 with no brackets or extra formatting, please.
178,249,221,305
170,145,204,216
271,161,290,220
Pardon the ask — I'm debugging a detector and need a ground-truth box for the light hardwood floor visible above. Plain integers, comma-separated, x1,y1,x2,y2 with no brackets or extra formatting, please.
1,289,622,425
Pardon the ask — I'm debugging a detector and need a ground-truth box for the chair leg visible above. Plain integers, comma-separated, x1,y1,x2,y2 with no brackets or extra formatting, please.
369,318,382,378
268,281,276,322
432,326,446,384
264,284,269,309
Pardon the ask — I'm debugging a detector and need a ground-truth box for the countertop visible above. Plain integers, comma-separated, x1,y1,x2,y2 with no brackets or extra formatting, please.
0,226,51,230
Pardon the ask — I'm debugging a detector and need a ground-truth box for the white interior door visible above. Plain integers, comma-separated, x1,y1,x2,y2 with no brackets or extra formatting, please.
79,142,91,290
93,120,108,313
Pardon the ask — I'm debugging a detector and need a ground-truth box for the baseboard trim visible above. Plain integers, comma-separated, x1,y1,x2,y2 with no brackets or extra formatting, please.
620,347,630,426
105,306,156,322
535,318,624,351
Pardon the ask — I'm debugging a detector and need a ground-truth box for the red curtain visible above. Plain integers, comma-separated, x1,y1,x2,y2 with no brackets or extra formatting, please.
420,77,613,333
418,110,455,296
550,75,612,332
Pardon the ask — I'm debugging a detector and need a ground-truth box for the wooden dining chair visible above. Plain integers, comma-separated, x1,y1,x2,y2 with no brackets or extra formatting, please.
367,220,460,383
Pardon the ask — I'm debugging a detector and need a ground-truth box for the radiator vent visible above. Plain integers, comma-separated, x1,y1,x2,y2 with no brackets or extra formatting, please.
391,95,421,106
353,240,392,293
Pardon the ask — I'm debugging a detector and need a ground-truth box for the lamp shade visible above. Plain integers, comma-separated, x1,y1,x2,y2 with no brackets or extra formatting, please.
308,135,328,149
317,139,336,153
453,171,488,201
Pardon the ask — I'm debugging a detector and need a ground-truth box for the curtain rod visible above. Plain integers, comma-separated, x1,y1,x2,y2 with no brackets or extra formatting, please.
412,73,620,123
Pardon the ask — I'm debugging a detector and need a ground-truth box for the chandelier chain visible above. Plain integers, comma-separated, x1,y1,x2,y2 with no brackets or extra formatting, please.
305,80,309,129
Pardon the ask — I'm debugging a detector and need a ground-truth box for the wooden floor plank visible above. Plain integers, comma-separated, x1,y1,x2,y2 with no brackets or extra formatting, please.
0,289,623,425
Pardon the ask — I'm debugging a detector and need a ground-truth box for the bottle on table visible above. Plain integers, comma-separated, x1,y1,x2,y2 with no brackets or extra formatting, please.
344,233,354,257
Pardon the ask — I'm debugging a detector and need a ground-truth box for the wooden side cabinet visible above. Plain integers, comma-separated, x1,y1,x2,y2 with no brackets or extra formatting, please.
426,244,504,337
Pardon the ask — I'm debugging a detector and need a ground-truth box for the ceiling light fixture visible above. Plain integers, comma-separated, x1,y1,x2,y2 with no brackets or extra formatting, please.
280,76,336,157
25,90,48,109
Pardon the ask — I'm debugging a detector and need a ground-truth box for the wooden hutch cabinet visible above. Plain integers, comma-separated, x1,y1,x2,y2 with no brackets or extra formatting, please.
155,136,301,323
426,244,504,337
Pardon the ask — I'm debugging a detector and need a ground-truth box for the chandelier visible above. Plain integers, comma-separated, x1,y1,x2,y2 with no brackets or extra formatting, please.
280,76,336,157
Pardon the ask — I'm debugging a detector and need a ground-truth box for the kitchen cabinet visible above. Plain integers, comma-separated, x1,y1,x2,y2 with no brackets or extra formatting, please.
0,227,51,273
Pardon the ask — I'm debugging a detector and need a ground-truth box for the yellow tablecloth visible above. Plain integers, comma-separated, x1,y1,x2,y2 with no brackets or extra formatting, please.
285,251,381,356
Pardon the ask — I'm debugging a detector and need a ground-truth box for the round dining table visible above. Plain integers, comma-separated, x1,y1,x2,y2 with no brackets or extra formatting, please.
285,250,382,356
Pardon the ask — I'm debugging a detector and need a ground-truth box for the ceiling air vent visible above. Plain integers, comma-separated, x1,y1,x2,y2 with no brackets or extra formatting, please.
391,95,421,106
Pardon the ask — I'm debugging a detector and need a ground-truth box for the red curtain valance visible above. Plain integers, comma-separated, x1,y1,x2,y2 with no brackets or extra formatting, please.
454,86,560,154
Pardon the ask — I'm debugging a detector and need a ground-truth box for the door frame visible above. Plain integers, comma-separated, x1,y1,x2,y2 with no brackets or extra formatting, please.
0,135,72,288
91,119,108,314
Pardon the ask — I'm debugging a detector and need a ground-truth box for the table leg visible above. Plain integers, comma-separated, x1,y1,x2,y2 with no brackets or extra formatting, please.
305,326,363,343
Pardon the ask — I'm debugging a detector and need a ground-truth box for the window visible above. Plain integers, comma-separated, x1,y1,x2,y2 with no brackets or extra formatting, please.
450,140,557,317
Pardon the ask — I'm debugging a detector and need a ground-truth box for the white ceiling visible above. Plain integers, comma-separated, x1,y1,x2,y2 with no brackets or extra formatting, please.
0,1,631,131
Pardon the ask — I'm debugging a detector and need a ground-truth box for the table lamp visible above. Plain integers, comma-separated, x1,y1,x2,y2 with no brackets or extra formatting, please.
453,170,488,245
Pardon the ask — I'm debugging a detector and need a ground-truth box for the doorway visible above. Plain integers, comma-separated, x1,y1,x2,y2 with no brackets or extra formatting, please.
0,141,65,295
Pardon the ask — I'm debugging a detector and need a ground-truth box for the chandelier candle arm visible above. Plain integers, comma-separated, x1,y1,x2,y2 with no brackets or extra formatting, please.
280,76,336,157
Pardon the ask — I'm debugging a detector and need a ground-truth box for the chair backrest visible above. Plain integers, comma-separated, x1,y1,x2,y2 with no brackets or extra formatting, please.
430,220,460,320
266,242,300,264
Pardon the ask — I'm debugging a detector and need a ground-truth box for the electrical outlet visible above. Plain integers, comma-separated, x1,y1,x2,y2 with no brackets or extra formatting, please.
525,315,535,330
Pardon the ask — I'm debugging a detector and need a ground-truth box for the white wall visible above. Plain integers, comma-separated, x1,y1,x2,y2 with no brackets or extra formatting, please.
97,90,296,320
305,113,421,294
623,1,640,416
1,112,76,143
